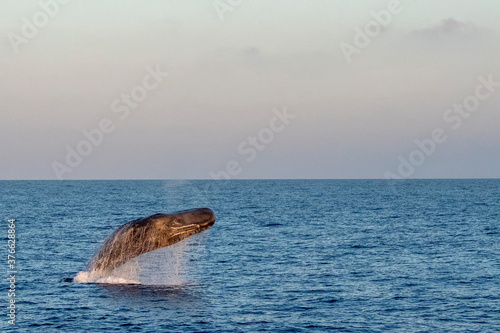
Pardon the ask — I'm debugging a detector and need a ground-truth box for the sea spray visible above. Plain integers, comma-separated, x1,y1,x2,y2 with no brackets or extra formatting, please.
137,239,189,285
74,238,192,285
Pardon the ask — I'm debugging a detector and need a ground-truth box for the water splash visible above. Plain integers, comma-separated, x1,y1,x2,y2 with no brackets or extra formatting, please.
73,271,140,284
74,238,192,285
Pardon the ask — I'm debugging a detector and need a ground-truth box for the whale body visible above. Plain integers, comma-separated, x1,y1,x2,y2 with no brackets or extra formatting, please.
87,208,215,276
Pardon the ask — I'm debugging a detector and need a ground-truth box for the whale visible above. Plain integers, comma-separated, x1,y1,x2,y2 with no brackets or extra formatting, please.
86,208,215,277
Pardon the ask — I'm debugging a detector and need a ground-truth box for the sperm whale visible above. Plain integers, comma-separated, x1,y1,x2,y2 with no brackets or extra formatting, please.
86,208,215,277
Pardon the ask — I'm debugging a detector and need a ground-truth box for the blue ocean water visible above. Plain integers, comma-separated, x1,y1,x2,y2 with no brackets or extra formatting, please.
1,179,499,332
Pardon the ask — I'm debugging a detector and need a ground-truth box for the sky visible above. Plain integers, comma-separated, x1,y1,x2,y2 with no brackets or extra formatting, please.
1,0,499,180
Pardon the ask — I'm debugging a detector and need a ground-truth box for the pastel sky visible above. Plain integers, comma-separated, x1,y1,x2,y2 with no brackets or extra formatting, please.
1,0,499,179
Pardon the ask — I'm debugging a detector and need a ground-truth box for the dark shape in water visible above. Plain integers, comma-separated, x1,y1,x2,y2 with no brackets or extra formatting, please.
87,208,215,276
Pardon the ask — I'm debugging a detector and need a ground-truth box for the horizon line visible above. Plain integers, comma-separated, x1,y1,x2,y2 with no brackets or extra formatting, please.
1,178,499,181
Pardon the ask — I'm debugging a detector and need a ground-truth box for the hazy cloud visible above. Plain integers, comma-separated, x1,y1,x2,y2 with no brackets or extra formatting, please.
413,18,483,39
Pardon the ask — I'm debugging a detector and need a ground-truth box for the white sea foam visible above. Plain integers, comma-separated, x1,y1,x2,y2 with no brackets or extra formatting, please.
73,271,140,284
95,276,141,284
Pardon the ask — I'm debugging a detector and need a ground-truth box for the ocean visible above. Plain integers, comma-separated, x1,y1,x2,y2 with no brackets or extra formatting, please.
1,179,499,332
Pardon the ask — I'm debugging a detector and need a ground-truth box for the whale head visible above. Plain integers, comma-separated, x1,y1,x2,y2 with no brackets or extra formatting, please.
149,208,216,242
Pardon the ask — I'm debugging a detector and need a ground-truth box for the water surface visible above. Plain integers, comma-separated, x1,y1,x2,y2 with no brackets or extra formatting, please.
1,180,499,332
